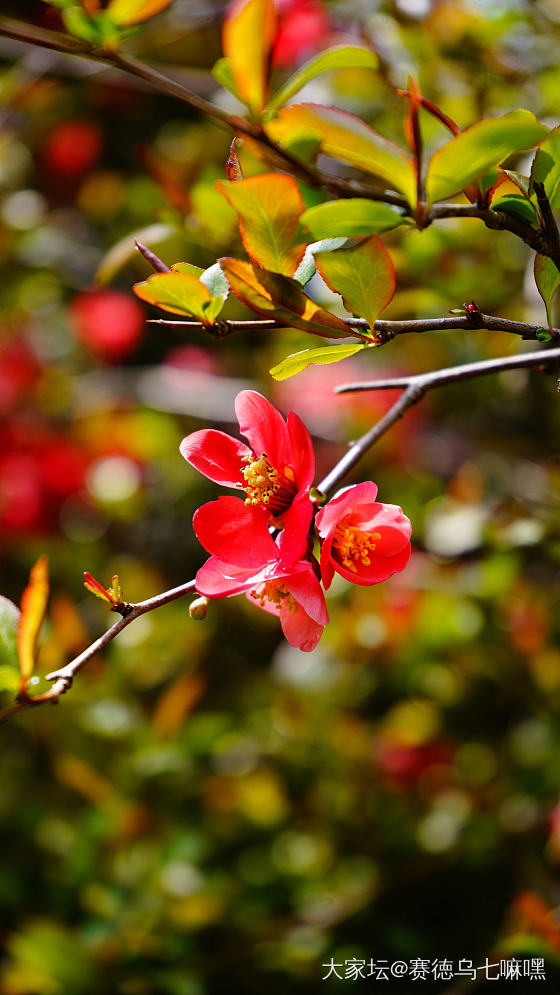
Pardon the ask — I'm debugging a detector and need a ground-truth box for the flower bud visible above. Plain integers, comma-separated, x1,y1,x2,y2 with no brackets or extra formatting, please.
189,595,209,620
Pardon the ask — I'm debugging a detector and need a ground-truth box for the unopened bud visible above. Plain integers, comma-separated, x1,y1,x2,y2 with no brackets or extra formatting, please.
309,487,326,506
189,595,209,620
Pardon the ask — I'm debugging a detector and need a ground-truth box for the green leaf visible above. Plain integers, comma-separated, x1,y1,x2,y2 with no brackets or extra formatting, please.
301,199,407,240
534,253,560,330
314,236,396,333
172,262,204,277
266,104,416,205
0,596,20,669
426,110,549,204
211,57,244,102
491,194,539,227
202,297,225,323
269,342,368,380
530,125,560,212
200,262,230,300
216,174,306,275
133,270,214,321
293,237,347,286
107,0,173,27
266,46,378,114
95,223,176,285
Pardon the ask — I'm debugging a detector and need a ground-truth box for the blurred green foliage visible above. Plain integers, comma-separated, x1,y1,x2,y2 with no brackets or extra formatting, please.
2,0,560,992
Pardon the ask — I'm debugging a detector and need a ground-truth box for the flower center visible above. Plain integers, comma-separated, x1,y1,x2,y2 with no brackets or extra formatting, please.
241,453,297,514
333,519,381,573
250,581,297,613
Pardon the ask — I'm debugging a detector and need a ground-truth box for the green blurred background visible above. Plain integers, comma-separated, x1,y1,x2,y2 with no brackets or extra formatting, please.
2,1,560,991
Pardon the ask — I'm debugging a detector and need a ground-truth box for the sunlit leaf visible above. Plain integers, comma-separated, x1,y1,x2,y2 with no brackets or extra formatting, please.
17,555,49,692
269,342,368,380
301,199,407,240
107,0,173,27
220,257,352,338
426,110,548,203
534,253,560,331
266,104,416,204
530,126,560,213
314,236,395,332
95,223,176,285
217,174,306,275
222,0,276,114
200,262,230,301
0,596,20,669
172,262,204,277
266,46,378,114
133,270,216,321
293,237,347,286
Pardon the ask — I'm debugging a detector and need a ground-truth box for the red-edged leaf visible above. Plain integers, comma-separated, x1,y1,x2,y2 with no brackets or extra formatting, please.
314,236,395,333
219,257,352,338
266,103,416,205
216,174,306,276
222,0,276,114
17,555,49,693
83,572,115,605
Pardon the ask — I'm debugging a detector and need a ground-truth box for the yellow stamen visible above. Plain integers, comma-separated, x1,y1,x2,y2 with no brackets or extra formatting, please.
241,453,297,514
333,519,381,573
250,581,297,613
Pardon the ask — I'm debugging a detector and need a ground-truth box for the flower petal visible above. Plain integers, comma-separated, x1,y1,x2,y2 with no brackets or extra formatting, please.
285,561,329,625
333,542,411,586
315,480,379,538
235,390,290,470
180,429,249,487
287,410,315,490
280,602,324,652
196,556,263,597
193,496,277,567
276,492,313,567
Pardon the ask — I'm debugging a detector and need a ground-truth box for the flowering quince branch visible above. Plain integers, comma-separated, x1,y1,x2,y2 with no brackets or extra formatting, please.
147,311,558,343
1,15,559,262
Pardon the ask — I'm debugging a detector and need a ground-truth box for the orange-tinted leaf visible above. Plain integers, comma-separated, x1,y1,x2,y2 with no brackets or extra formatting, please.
223,0,276,114
217,174,306,276
315,236,395,333
17,555,49,692
220,257,351,338
266,104,416,205
133,270,214,321
107,0,174,27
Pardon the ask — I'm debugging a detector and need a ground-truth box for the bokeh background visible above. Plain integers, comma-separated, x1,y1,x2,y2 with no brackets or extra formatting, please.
2,1,560,991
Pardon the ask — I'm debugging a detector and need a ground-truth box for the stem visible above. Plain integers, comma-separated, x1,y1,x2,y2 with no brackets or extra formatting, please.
148,312,554,342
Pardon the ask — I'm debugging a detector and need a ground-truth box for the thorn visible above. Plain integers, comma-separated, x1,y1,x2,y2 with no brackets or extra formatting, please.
135,240,171,273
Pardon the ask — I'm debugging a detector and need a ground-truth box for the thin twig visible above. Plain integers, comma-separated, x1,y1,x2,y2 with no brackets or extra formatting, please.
0,579,196,724
147,312,554,342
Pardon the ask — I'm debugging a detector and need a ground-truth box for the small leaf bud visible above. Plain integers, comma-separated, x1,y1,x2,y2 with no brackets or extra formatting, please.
189,596,209,620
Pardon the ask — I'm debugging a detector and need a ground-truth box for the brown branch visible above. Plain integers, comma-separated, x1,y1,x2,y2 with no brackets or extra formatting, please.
147,312,554,342
0,579,196,724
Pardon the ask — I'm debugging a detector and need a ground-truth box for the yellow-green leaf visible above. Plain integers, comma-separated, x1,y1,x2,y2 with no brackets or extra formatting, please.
530,126,560,213
219,257,352,338
314,236,395,332
269,342,368,380
216,174,306,276
534,253,560,331
426,110,548,204
17,555,49,692
266,46,378,114
222,0,276,114
107,0,173,26
301,199,407,239
133,270,214,321
266,104,416,205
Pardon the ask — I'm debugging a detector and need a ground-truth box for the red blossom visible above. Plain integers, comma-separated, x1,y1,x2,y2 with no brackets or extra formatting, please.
194,499,328,652
315,481,412,589
272,0,331,67
180,390,315,567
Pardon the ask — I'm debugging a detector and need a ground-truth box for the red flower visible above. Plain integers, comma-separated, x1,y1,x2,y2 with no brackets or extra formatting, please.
272,0,331,67
194,498,328,652
180,391,315,567
315,481,411,589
